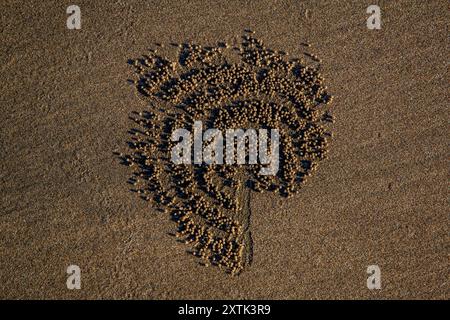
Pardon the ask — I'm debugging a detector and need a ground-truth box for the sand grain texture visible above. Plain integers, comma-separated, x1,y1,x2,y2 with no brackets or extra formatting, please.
0,0,448,299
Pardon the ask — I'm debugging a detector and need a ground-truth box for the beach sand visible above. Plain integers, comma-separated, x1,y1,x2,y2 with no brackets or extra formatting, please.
0,0,448,299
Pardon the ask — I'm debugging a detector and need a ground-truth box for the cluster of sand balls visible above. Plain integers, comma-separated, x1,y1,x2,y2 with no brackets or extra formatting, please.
123,31,334,274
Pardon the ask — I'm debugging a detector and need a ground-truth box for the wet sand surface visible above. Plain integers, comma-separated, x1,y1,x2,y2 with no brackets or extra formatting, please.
0,0,448,299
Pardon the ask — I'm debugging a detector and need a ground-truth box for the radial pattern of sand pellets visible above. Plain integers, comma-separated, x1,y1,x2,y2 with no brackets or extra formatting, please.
122,32,334,275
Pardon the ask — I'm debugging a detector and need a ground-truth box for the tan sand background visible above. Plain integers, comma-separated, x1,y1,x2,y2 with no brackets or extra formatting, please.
0,0,448,299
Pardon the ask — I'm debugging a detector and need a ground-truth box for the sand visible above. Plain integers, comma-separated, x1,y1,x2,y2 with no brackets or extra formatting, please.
0,0,448,299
